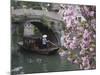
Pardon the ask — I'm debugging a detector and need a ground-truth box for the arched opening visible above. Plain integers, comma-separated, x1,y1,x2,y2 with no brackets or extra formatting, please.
29,21,59,46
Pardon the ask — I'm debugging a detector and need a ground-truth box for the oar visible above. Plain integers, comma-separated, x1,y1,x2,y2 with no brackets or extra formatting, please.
47,40,57,47
47,40,64,51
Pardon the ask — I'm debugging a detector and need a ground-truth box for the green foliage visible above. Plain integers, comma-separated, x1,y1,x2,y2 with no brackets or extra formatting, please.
33,26,41,35
11,0,42,9
41,15,51,28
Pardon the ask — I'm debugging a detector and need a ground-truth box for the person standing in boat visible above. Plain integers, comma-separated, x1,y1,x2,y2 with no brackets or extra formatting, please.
42,34,48,48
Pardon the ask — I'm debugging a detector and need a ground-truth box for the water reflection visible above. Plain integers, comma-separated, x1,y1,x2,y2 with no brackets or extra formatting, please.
36,58,42,64
11,48,79,74
43,64,48,72
12,66,23,72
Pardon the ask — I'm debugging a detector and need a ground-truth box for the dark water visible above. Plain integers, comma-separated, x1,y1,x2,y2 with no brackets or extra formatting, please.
11,47,80,75
11,26,79,75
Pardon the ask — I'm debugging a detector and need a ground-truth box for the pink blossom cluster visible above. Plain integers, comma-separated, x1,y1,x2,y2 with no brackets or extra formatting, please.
58,4,96,70
81,29,91,49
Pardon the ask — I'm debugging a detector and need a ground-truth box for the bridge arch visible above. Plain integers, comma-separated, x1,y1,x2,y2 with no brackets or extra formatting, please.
24,19,60,46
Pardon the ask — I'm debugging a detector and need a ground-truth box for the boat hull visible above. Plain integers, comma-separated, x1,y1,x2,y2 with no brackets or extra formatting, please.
17,41,59,55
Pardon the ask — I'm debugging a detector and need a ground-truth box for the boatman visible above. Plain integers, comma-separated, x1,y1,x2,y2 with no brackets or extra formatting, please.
42,34,48,48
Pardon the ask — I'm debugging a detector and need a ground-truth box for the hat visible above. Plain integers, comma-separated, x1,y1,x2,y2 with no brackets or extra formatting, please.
43,34,47,38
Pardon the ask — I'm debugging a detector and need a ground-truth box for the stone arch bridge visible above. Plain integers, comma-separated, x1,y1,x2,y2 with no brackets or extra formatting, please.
11,8,65,46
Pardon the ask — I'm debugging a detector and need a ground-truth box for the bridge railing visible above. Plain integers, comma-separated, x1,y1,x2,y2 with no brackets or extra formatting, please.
11,8,63,21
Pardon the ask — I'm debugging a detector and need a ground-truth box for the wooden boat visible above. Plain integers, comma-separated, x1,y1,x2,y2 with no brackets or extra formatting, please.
17,41,59,55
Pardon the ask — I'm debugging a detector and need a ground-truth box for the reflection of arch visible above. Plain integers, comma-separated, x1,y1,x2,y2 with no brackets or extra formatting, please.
24,20,59,45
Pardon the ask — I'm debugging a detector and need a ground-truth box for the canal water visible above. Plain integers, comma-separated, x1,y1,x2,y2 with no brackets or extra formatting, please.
11,47,79,75
11,25,79,75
